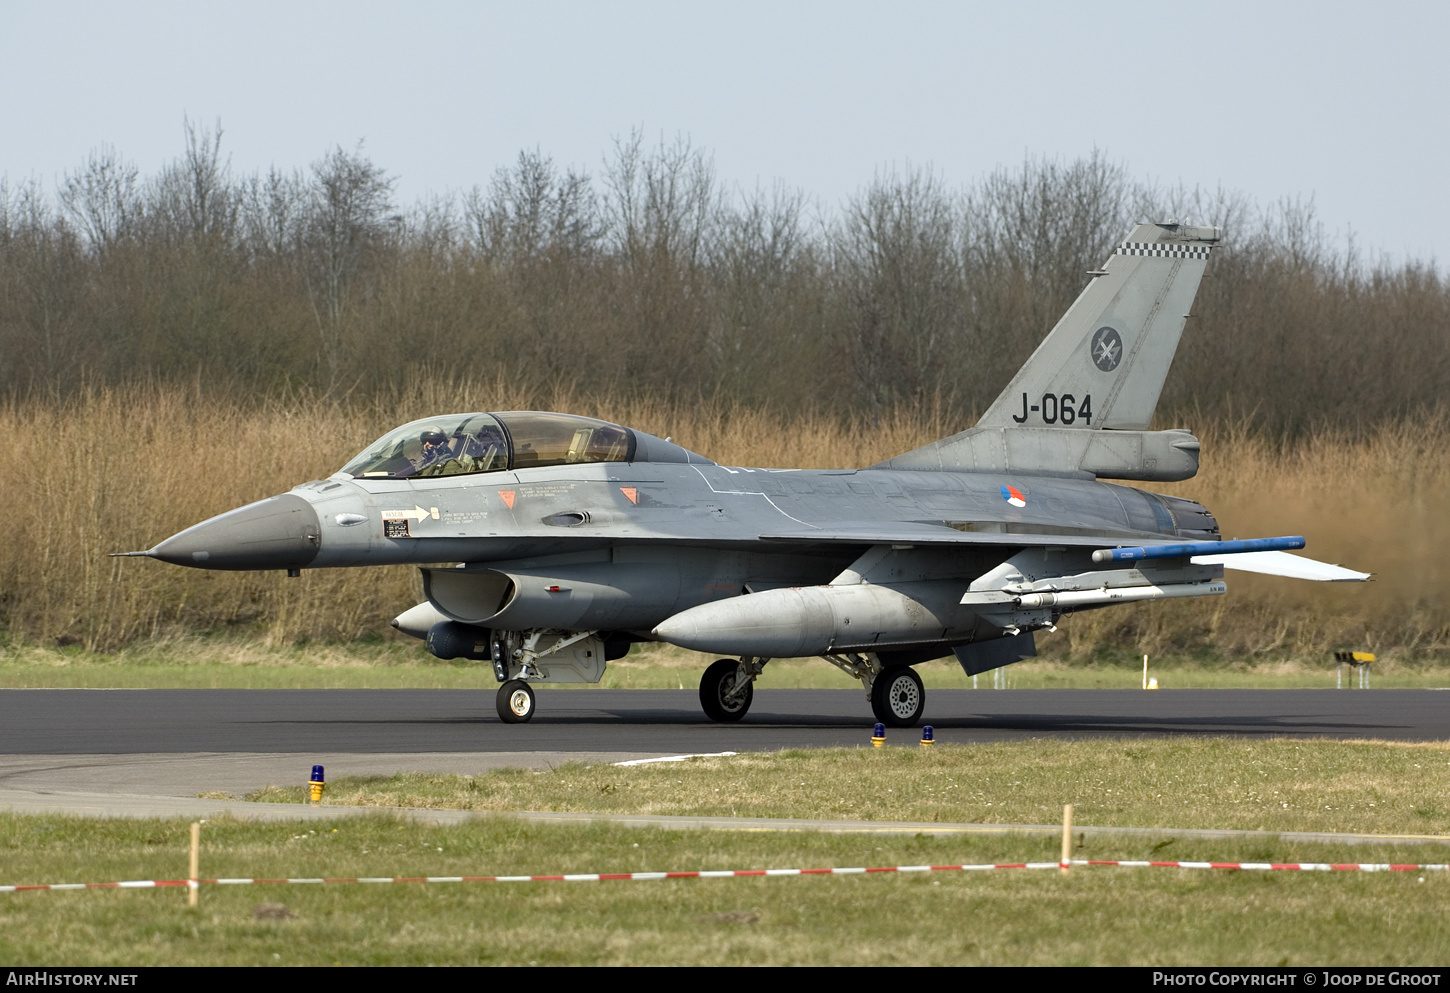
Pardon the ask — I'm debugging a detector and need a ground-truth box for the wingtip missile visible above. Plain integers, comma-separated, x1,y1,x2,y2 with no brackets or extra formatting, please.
1091,536,1306,564
1089,536,1369,582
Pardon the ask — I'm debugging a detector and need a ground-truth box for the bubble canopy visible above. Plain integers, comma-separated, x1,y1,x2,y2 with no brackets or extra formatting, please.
340,412,637,479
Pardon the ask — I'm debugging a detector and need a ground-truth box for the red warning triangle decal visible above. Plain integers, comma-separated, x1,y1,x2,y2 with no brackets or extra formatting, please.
498,490,516,509
620,487,638,504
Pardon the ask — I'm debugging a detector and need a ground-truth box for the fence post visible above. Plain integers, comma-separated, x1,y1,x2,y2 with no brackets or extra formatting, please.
188,822,200,908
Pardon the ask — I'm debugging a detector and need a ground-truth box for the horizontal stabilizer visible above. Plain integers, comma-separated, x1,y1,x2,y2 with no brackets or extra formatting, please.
1191,550,1370,582
876,426,1202,481
1092,536,1305,564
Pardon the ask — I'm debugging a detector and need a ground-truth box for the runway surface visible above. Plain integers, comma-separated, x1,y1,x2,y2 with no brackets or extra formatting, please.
0,688,1444,817
1,687,1445,755
5,690,1444,753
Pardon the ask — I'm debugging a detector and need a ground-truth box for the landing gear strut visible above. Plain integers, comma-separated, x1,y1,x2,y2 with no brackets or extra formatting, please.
699,657,767,722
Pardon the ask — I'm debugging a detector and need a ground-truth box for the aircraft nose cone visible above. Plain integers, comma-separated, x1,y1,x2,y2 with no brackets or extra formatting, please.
150,494,322,571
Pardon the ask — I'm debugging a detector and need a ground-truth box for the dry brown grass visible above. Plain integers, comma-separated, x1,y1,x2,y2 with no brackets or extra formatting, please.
1,381,1445,658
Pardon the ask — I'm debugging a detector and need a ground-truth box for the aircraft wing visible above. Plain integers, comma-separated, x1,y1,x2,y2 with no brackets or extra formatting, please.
762,528,1370,581
1190,550,1369,582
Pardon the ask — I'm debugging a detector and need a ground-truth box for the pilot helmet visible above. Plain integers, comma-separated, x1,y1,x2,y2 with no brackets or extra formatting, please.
419,427,447,447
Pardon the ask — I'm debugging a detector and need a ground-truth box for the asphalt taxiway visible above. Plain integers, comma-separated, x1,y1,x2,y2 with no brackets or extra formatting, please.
0,688,1445,823
2,687,1446,755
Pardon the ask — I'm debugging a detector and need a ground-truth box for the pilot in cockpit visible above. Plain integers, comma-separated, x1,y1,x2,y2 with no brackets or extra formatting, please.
416,427,451,470
461,425,506,470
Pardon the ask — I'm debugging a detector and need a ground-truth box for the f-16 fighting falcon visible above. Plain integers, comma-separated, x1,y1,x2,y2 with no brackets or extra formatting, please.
120,223,1367,726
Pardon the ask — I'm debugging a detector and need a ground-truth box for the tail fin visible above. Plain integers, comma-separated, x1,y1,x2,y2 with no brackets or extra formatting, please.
976,222,1220,430
878,222,1219,480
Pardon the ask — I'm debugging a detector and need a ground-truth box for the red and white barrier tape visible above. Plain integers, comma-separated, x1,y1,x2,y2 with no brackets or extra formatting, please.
4,859,1448,893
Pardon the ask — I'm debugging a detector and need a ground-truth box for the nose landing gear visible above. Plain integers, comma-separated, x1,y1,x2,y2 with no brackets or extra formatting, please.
699,657,768,722
496,680,536,723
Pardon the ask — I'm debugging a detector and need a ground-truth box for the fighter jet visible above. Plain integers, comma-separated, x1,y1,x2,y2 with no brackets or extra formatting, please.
121,222,1367,726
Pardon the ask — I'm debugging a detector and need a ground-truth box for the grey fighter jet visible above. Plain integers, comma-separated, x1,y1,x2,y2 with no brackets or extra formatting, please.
121,222,1367,726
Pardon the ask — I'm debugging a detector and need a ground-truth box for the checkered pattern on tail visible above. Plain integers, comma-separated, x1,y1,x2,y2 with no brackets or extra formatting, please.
1115,242,1213,260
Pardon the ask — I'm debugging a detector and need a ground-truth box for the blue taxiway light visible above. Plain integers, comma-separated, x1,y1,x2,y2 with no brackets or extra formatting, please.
1091,535,1306,565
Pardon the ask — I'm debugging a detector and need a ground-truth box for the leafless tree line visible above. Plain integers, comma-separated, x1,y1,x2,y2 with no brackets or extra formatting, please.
2,123,1445,435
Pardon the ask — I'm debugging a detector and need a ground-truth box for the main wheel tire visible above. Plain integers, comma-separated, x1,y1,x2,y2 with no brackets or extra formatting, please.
871,666,924,727
496,680,536,723
699,658,753,722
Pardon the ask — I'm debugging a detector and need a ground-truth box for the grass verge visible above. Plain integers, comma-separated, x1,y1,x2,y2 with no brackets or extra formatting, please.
246,739,1450,838
2,813,1449,966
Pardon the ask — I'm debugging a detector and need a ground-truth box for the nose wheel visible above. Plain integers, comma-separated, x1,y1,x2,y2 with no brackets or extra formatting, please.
871,666,924,727
699,658,755,722
496,679,536,723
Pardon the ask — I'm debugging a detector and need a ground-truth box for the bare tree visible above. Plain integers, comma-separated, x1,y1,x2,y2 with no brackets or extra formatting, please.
707,182,820,399
240,167,306,259
59,146,141,252
0,179,86,385
151,117,238,245
466,149,600,264
835,167,963,409
598,131,722,390
604,130,717,276
303,144,395,383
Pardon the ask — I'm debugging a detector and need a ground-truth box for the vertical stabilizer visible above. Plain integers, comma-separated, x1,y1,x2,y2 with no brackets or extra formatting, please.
975,222,1219,431
877,223,1219,478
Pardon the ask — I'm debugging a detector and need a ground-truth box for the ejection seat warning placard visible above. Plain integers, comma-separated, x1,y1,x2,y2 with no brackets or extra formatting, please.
382,506,437,538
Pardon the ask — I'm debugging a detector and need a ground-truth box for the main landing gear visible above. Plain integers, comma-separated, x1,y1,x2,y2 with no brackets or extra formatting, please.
870,666,924,728
695,656,925,727
823,653,926,728
699,657,768,722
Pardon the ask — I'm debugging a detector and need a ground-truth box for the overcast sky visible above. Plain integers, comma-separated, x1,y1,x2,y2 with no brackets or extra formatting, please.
3,1,1445,264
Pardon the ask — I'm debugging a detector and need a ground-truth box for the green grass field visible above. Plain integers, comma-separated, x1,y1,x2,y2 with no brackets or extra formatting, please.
2,814,1449,966
248,739,1450,837
4,739,1449,965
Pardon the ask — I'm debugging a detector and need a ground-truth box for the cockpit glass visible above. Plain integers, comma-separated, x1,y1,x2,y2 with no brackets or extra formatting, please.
339,412,636,478
494,412,635,469
340,413,510,478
